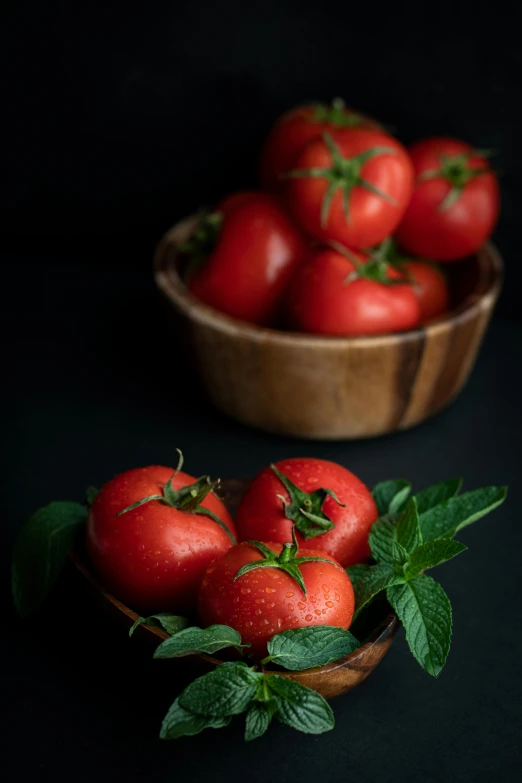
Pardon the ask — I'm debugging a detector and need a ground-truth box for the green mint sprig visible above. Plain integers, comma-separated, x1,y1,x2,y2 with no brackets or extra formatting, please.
347,479,507,677
161,661,334,741
134,621,359,739
11,501,89,617
129,613,190,637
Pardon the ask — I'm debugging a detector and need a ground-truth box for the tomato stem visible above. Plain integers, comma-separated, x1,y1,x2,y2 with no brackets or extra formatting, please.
233,526,337,596
116,449,236,544
417,149,494,212
283,133,397,228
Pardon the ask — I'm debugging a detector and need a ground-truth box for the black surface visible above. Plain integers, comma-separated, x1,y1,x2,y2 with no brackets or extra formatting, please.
2,259,521,782
4,2,522,780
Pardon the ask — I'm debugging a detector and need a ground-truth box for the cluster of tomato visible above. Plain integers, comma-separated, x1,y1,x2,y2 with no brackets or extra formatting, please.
86,454,378,658
184,99,500,337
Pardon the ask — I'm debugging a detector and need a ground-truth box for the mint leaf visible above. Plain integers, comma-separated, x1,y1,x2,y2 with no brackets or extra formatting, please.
12,501,88,616
266,626,359,671
372,479,411,516
368,515,397,563
245,702,274,741
160,697,232,739
179,663,261,716
419,486,507,542
395,498,422,553
351,563,404,616
85,486,99,506
387,574,452,677
267,675,335,734
154,625,247,658
390,540,409,566
414,478,462,514
405,539,467,579
345,563,371,589
129,613,189,638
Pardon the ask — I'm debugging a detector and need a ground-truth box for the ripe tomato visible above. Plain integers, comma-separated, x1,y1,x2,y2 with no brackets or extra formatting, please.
198,537,354,659
285,246,421,336
283,128,413,248
236,458,378,567
396,137,500,261
187,192,308,326
353,237,449,323
86,459,236,614
402,260,449,322
260,98,381,190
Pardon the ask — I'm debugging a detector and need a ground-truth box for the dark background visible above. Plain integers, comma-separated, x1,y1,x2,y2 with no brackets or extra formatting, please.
3,2,521,782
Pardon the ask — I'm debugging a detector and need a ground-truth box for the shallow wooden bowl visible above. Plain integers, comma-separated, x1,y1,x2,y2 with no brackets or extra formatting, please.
71,478,398,700
154,217,503,439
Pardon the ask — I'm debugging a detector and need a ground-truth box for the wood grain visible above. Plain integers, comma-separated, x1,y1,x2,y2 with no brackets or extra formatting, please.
154,220,503,439
70,478,398,700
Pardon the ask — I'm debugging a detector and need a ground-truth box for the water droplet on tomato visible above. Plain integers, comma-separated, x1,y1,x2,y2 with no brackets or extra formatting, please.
322,584,328,592
314,609,322,616
326,601,334,608
305,614,313,621
286,592,294,598
297,602,305,610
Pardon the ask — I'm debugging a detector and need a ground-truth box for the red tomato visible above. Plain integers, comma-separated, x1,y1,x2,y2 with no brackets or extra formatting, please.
187,193,308,326
86,463,236,614
198,539,354,659
236,458,378,567
396,137,500,261
216,190,260,216
402,260,449,322
260,98,381,190
283,128,413,248
285,247,421,336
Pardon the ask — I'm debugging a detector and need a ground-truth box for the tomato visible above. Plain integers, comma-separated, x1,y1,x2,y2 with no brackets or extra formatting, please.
86,458,237,614
198,536,354,659
260,98,381,190
283,128,413,248
352,237,449,323
402,260,449,322
236,458,378,567
396,137,500,261
187,192,308,326
285,246,421,336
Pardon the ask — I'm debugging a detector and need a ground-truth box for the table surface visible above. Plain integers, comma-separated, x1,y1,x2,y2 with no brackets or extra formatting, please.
3,258,521,783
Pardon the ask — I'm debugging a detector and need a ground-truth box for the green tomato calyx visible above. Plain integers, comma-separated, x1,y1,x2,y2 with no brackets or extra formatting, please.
283,132,398,228
117,449,236,544
233,527,337,596
418,148,494,212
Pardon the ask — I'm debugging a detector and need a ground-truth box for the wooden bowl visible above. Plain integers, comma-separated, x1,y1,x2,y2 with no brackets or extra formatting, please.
71,478,398,700
154,217,503,440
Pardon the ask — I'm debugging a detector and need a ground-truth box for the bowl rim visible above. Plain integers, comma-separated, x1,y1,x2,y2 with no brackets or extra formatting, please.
154,216,504,348
69,548,398,676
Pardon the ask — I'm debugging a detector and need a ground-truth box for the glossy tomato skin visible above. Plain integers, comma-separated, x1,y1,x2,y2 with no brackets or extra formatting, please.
236,458,378,567
86,466,236,614
198,541,355,659
188,193,308,326
260,104,380,190
285,248,421,337
403,260,449,322
396,138,500,261
285,129,413,248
